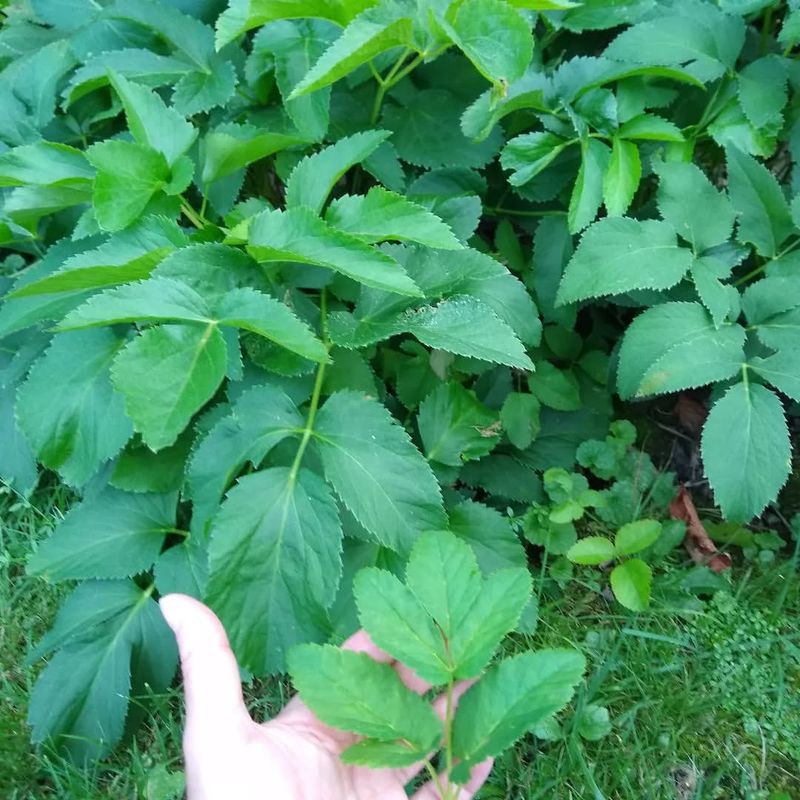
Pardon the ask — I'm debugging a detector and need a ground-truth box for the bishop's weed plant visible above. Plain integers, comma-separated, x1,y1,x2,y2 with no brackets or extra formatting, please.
1,0,800,774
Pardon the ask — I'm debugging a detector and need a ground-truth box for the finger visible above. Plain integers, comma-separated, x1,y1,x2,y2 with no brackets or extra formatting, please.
341,630,433,694
159,594,251,735
410,758,494,800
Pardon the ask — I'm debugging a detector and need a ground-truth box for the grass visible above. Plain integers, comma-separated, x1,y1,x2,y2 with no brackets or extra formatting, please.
2,482,799,799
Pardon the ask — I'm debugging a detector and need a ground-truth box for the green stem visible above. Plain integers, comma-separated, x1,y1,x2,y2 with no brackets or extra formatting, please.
199,195,208,221
369,48,425,125
443,679,455,795
422,759,446,798
484,206,566,218
180,200,205,230
288,289,329,484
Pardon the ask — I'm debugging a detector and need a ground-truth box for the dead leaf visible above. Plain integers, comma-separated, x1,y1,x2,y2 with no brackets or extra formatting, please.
669,486,732,572
674,394,707,436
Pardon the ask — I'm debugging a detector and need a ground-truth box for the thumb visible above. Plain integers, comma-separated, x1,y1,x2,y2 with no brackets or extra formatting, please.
160,593,251,736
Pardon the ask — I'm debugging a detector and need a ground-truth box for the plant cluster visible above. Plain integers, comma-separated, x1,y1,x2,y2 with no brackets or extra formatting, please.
0,0,798,773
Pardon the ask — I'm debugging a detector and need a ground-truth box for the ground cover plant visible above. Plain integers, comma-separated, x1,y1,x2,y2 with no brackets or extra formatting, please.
1,0,800,795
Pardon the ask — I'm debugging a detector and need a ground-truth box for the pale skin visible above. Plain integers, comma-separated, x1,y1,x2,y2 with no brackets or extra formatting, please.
159,593,493,800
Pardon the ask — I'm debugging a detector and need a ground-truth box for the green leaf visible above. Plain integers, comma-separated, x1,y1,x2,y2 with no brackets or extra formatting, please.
463,71,549,143
405,297,534,370
748,351,800,402
28,581,177,762
172,60,237,117
618,114,684,142
691,257,733,328
285,130,390,214
7,218,188,298
248,206,422,296
568,138,610,233
726,147,793,258
405,530,482,638
28,489,175,581
445,0,533,86
16,329,132,487
418,382,500,466
603,138,640,216
340,737,424,768
252,20,337,140
741,276,800,326
528,361,581,411
500,392,541,449
738,55,787,132
154,539,208,599
109,72,196,167
653,159,736,252
383,88,503,169
64,49,194,107
452,649,585,775
609,558,651,611
215,0,375,49
448,568,532,678
111,432,193,493
566,536,615,565
215,288,328,362
325,187,461,249
448,500,527,574
314,391,446,554
614,519,661,556
187,385,303,532
202,123,308,185
577,704,612,741
617,303,746,399
0,141,93,187
288,644,442,752
207,467,341,673
289,4,413,97
557,217,692,305
111,324,227,451
500,132,569,187
604,6,744,81
702,382,791,521
57,277,210,329
86,141,170,232
354,567,451,683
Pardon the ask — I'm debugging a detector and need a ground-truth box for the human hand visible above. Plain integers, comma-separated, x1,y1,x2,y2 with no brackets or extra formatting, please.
159,593,493,800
